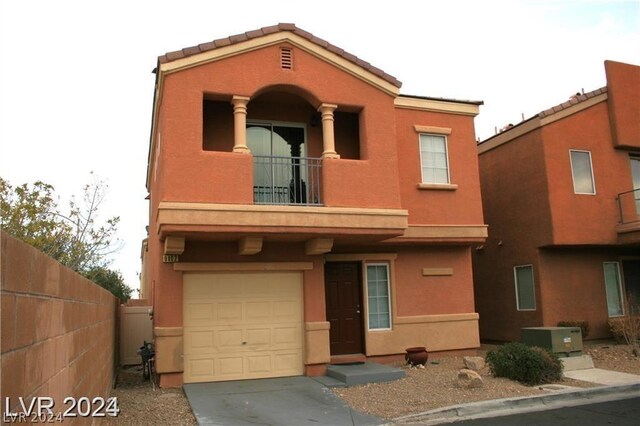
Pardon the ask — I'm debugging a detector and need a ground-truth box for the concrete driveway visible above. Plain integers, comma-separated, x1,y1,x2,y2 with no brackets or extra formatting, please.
183,376,384,425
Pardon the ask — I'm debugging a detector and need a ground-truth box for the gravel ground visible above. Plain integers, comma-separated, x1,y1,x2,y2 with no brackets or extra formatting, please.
334,341,639,420
103,341,638,424
103,366,196,425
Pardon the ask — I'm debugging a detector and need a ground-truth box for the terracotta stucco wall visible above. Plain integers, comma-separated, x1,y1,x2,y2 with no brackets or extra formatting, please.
538,247,639,339
542,101,634,245
473,129,550,341
1,232,117,416
605,60,640,149
394,108,484,225
155,43,402,209
393,246,475,316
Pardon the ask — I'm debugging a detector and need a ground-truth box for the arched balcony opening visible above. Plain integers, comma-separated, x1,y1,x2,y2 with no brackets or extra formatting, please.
247,89,322,205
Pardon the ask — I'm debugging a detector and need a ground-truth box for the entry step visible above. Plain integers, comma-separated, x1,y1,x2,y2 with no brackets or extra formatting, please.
325,362,405,387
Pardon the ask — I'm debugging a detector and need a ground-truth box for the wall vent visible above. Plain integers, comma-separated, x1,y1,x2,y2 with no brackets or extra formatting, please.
280,48,293,70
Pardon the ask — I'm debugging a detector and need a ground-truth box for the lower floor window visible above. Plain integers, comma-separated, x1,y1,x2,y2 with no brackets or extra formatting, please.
604,262,624,317
514,265,536,311
366,263,391,330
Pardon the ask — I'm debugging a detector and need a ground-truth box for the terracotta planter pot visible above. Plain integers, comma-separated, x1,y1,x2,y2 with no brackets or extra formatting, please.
405,346,429,366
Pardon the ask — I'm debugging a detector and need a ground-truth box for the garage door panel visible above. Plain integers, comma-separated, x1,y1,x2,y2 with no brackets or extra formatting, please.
274,352,303,372
218,357,243,376
183,272,304,383
189,330,215,349
217,302,243,321
217,329,243,348
246,328,270,345
246,301,272,320
188,358,215,379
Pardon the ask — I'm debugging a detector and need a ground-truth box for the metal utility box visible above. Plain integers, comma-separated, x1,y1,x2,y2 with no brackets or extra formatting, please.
520,327,583,357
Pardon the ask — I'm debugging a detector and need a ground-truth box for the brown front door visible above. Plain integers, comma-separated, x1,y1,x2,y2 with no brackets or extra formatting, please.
324,262,364,355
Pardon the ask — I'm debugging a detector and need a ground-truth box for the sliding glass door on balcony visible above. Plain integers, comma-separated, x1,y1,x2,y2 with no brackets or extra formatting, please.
247,122,321,205
632,156,640,215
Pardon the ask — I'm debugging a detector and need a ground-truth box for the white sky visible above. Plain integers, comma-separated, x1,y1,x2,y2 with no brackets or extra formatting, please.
1,0,639,294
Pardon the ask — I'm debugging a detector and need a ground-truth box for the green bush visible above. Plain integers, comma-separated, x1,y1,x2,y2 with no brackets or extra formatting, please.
557,320,589,339
486,342,563,386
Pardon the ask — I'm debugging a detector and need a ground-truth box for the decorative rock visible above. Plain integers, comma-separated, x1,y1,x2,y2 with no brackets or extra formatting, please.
457,368,484,389
463,356,486,371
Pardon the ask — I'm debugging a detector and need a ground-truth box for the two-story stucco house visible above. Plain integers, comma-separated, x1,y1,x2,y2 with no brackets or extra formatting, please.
142,24,487,387
473,60,640,342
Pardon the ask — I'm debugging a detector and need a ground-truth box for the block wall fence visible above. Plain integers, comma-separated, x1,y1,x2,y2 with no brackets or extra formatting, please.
1,231,118,417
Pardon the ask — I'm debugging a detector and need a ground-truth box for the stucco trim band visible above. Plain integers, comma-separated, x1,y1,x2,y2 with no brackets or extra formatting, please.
394,312,478,325
157,202,408,235
388,225,488,242
324,253,398,261
174,262,314,272
421,268,453,276
154,327,184,373
366,313,480,355
395,97,480,116
154,326,183,337
414,125,452,135
304,321,331,364
417,183,458,191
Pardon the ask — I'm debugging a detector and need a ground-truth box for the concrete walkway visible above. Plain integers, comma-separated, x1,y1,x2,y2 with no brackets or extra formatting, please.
564,368,640,386
184,376,384,426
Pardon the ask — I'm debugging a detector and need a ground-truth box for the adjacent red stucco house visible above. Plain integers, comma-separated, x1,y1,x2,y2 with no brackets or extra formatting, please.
473,60,640,342
142,24,487,387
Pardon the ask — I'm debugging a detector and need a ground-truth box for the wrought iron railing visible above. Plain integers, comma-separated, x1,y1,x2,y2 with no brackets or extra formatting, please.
253,155,322,205
617,188,640,225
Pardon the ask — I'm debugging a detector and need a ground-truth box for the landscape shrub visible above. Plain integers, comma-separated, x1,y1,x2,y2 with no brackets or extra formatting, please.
608,318,627,343
557,320,589,339
485,342,563,386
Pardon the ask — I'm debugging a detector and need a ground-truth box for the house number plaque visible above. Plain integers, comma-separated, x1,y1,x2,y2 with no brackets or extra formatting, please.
162,254,179,263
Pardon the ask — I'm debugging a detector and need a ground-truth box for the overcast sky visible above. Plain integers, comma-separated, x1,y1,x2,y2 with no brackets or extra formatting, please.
1,0,639,293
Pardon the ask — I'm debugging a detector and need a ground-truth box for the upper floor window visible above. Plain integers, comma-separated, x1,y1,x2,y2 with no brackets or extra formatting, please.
569,150,595,194
419,134,450,184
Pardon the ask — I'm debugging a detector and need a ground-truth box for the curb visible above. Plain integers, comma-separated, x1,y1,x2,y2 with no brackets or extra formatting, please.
392,382,640,425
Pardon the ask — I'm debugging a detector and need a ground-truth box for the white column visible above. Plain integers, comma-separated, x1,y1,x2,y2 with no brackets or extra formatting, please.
231,95,251,153
318,103,340,159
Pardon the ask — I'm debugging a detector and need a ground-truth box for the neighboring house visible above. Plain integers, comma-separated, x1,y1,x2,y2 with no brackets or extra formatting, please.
143,24,487,387
473,60,640,342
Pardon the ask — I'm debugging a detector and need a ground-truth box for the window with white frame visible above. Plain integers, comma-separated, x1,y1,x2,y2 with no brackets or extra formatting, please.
603,262,624,317
366,263,391,330
514,265,536,311
419,134,450,184
570,150,595,194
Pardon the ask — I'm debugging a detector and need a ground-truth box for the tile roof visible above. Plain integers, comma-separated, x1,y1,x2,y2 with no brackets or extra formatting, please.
537,86,608,118
157,23,402,88
399,93,484,106
480,85,609,144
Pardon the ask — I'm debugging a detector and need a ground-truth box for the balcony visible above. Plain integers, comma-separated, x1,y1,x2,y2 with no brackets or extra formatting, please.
253,155,322,206
616,188,640,244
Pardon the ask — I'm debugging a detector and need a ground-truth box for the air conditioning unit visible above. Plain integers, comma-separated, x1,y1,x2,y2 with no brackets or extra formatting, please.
520,327,583,357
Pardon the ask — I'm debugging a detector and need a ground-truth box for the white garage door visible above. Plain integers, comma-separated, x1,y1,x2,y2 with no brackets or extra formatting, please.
183,272,304,383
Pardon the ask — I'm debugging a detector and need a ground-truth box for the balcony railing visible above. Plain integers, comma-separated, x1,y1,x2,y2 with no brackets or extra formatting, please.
253,155,322,206
617,188,640,225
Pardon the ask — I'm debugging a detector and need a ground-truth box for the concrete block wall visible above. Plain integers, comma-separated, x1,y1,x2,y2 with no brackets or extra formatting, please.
0,231,118,416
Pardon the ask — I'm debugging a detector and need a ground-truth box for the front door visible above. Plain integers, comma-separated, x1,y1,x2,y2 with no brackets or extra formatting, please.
324,262,364,355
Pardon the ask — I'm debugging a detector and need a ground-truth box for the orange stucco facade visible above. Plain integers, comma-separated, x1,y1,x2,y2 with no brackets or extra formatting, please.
474,60,640,342
143,24,486,386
